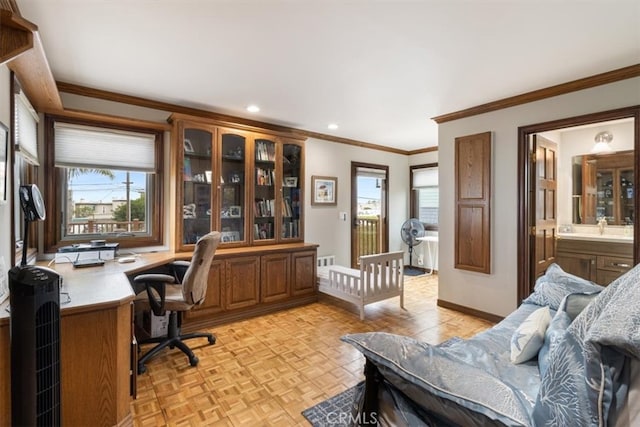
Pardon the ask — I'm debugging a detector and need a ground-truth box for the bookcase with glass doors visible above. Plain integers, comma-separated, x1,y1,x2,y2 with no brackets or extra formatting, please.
172,116,306,252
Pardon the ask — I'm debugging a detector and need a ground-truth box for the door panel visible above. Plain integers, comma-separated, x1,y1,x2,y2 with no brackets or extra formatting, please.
532,135,558,279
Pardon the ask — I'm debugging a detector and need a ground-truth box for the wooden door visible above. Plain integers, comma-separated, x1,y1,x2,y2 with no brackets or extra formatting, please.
184,259,225,321
261,253,290,303
291,250,317,296
225,256,260,310
350,163,389,268
531,135,558,279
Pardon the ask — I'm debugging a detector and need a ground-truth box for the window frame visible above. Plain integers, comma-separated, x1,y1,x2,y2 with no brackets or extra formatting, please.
410,163,439,231
11,73,39,266
43,114,165,251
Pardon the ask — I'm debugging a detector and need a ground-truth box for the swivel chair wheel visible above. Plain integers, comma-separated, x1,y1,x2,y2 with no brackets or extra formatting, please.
138,363,146,374
208,336,216,345
189,355,199,367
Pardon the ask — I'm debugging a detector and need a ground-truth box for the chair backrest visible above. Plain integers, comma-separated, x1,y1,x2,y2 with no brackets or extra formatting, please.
182,231,221,305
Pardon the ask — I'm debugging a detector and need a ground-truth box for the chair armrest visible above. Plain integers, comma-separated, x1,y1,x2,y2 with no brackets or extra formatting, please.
134,273,175,316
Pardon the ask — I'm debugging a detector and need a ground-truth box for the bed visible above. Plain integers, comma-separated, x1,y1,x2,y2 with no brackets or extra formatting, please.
342,263,640,426
317,251,404,320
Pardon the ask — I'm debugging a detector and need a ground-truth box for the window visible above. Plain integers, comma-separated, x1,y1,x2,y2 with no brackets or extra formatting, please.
44,116,164,250
12,74,39,266
411,164,438,230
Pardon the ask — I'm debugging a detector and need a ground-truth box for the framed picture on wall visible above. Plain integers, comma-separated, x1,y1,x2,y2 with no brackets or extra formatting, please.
0,121,7,202
311,175,337,206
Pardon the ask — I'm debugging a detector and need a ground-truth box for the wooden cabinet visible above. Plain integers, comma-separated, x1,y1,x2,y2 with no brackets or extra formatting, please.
184,259,225,320
582,151,634,225
556,238,633,285
261,253,290,303
182,245,317,329
291,250,317,296
225,256,261,310
172,114,305,252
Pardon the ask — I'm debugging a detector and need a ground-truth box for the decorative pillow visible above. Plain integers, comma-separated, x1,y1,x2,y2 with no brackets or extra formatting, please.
522,263,603,310
510,306,552,364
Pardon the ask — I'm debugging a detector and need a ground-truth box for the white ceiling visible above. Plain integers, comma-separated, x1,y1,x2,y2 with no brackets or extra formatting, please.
16,0,640,152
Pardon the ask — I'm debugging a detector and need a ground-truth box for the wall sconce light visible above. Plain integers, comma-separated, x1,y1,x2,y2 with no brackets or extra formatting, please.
590,131,614,154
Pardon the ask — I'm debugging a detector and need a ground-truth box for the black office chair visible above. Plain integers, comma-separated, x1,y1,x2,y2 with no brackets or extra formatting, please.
134,231,221,373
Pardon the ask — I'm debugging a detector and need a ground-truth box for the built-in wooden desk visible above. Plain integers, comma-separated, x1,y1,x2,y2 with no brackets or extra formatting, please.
0,243,317,426
0,252,176,427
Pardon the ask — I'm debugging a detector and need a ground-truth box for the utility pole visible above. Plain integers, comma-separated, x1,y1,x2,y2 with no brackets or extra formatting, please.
123,172,132,232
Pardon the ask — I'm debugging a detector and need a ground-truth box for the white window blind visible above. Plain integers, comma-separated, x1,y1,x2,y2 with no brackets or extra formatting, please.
14,90,40,165
412,167,438,188
54,122,157,172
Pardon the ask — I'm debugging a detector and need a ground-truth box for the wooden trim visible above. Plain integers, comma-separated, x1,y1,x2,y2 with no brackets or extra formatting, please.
437,298,503,323
407,146,438,155
516,106,640,304
0,9,34,63
57,82,410,155
42,114,165,252
44,108,171,131
455,132,491,273
432,64,640,124
3,11,62,111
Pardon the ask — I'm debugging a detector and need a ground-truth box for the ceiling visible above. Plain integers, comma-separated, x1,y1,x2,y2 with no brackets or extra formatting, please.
16,0,640,152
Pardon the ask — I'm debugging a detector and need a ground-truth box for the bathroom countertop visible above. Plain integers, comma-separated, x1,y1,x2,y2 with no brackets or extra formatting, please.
557,232,633,244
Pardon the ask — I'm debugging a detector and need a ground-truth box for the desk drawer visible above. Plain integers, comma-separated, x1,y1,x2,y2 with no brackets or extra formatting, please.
597,256,633,272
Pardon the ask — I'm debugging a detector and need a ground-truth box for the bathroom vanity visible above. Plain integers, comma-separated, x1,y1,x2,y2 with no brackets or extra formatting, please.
556,232,633,285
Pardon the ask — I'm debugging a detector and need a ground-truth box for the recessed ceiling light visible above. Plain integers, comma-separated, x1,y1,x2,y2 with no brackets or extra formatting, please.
246,105,260,113
328,123,338,130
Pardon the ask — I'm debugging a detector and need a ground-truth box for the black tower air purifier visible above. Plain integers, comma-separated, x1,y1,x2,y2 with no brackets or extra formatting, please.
9,184,61,425
9,266,61,426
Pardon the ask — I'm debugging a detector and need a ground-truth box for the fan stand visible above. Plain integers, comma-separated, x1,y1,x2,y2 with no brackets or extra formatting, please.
404,244,423,276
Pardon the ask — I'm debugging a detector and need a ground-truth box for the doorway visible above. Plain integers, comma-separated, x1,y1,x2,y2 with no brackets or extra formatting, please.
518,106,640,303
351,162,389,268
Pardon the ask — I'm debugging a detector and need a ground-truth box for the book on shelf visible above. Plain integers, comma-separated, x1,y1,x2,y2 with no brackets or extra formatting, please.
255,168,275,186
254,222,273,240
254,198,275,217
255,141,276,162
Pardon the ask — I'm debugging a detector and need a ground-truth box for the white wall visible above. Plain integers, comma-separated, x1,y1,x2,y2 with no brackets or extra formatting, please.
304,138,410,266
0,65,12,270
438,77,640,317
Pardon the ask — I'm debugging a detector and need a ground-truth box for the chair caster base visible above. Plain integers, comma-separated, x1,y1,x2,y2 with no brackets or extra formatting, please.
189,356,199,367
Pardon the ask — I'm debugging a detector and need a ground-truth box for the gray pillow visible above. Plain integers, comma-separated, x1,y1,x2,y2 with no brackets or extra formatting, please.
537,291,599,377
523,263,603,310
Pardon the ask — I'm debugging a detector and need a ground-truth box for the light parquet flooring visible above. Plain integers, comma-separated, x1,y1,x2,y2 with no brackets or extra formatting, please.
131,274,495,426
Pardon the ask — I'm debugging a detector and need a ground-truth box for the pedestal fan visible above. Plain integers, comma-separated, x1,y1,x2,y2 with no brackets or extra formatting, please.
400,218,425,275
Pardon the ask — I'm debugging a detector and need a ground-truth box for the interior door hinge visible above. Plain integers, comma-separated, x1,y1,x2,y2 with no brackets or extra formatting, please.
530,226,536,236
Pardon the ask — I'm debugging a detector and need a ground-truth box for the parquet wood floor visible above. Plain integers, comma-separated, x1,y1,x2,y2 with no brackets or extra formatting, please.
131,274,495,426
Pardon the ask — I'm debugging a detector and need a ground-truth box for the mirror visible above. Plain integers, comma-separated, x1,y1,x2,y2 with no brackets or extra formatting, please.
571,150,634,225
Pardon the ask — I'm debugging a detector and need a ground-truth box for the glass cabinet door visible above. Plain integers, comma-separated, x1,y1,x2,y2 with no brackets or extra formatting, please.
253,138,276,241
182,128,213,245
281,143,302,240
596,170,614,223
620,168,634,224
219,131,247,244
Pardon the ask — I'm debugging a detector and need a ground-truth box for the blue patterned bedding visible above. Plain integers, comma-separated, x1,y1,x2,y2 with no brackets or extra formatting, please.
343,263,640,426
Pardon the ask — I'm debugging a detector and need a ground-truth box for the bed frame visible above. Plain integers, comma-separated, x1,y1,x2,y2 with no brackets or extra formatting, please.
317,251,404,320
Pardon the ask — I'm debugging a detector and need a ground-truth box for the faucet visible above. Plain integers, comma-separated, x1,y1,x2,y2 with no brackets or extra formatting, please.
598,217,607,235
